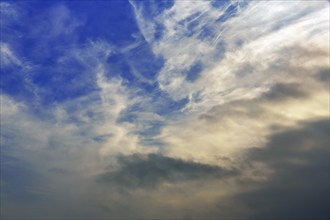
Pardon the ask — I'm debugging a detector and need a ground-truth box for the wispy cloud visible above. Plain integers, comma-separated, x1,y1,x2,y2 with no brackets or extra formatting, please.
0,43,23,67
131,0,329,112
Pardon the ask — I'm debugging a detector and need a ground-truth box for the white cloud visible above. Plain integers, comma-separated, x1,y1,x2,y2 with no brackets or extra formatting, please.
0,42,23,67
0,35,162,178
129,0,330,174
131,0,329,114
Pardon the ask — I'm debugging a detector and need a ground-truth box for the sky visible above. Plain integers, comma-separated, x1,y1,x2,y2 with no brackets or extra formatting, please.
0,0,329,219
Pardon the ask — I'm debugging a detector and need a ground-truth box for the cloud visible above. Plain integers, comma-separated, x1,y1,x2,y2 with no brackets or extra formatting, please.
1,1,329,219
48,4,82,37
0,88,149,219
131,0,329,113
0,42,23,67
98,153,238,189
233,119,330,219
160,75,328,167
259,82,308,102
0,2,20,26
150,1,329,166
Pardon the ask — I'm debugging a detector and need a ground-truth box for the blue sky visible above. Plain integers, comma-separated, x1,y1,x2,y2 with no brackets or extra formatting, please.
1,0,329,219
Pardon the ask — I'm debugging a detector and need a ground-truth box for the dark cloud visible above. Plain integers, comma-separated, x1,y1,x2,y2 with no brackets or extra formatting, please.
98,153,239,189
316,68,330,84
235,63,254,77
1,154,47,203
235,118,330,220
260,83,308,102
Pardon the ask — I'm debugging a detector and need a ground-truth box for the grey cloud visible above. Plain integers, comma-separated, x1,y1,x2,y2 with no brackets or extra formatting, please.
316,68,329,83
235,63,254,77
279,46,329,63
260,83,308,102
98,153,239,189
268,46,329,79
1,153,50,213
248,119,329,163
234,119,329,220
